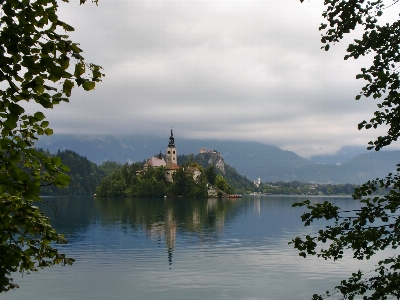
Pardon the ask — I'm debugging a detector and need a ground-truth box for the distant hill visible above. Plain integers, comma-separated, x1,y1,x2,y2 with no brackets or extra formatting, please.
40,149,107,195
36,134,400,184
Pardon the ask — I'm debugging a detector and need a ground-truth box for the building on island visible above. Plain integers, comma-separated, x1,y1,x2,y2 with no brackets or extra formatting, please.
166,129,177,164
143,151,166,168
143,129,225,197
144,129,199,183
165,161,180,183
184,166,201,182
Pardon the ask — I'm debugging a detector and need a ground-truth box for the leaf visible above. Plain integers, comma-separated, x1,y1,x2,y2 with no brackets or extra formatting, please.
40,121,49,128
54,173,70,187
82,81,95,91
44,128,53,135
33,84,45,94
8,103,25,115
74,62,85,77
63,79,74,97
33,111,46,121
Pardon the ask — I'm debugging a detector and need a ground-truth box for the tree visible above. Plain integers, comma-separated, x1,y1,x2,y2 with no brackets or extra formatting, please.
215,175,234,195
134,167,167,197
170,167,195,197
205,165,217,185
0,0,103,292
291,0,400,299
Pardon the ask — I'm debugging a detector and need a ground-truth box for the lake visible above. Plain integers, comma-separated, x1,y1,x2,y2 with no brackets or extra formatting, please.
0,196,383,300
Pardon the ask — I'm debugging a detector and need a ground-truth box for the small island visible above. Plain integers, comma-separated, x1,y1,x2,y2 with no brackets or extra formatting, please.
96,129,235,198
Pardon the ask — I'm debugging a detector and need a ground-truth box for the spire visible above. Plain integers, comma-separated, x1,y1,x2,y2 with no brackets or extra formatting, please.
168,128,175,146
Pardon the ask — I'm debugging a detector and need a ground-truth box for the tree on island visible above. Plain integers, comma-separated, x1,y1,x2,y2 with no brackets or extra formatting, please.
0,0,103,292
291,0,400,299
134,166,168,197
96,161,210,198
205,165,217,185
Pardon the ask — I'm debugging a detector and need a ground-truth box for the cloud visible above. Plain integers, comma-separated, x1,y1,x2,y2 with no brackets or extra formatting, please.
25,0,400,158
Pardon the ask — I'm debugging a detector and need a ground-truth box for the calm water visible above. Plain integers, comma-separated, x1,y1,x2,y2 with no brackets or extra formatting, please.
1,196,384,300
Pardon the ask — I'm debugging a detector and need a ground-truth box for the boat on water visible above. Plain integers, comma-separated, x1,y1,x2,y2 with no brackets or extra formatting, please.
228,194,242,198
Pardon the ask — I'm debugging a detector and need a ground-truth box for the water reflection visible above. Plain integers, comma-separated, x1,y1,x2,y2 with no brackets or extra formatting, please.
37,195,354,267
254,197,261,217
95,197,245,265
38,196,97,239
38,196,245,265
5,196,371,300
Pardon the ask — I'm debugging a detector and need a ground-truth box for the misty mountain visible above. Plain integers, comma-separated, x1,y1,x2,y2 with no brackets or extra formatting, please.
309,146,370,164
36,134,400,184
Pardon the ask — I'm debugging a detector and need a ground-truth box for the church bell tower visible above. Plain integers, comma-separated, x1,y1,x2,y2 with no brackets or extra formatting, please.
166,129,177,164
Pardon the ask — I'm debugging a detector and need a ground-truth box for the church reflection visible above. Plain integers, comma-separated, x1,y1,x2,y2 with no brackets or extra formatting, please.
148,207,176,265
128,197,237,265
38,196,245,266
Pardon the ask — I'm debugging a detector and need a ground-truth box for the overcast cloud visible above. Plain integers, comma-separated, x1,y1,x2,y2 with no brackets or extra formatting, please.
28,0,400,158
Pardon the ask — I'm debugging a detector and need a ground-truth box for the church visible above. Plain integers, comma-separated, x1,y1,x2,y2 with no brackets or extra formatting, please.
143,129,181,183
143,129,221,197
164,129,180,182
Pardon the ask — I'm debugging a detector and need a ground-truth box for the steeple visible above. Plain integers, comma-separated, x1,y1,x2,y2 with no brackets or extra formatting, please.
166,128,177,164
168,128,175,146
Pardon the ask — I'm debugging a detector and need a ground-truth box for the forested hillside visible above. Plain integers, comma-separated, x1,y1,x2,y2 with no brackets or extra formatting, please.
40,150,110,196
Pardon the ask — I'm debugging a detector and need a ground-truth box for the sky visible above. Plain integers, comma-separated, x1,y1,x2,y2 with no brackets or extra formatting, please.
28,0,400,158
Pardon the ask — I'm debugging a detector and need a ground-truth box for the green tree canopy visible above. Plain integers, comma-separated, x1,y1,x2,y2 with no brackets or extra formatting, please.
205,165,217,185
215,174,234,195
0,0,103,292
292,0,400,299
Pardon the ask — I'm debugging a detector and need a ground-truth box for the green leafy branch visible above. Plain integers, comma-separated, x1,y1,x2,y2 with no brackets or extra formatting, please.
318,0,400,151
291,167,400,299
0,195,74,292
0,0,102,292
